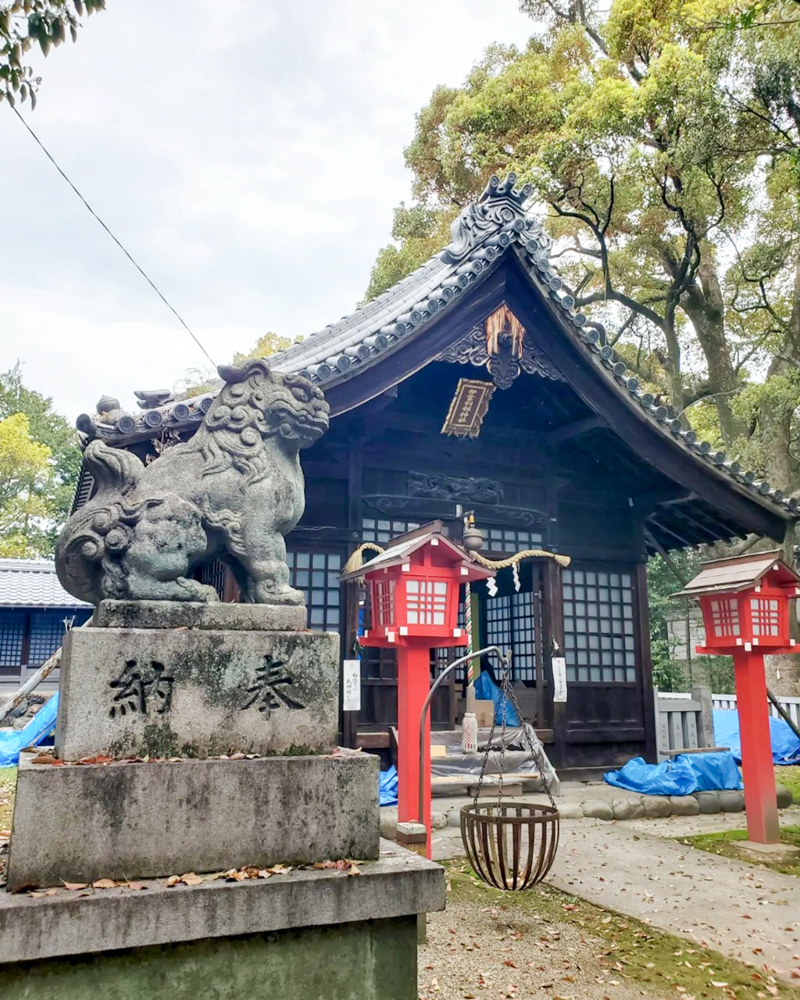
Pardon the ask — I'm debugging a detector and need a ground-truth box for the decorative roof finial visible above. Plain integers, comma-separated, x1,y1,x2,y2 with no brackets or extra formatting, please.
440,173,532,265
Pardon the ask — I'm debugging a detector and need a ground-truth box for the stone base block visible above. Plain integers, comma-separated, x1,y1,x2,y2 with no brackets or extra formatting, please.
94,599,308,632
736,839,800,860
8,753,379,889
0,844,445,1000
56,625,338,760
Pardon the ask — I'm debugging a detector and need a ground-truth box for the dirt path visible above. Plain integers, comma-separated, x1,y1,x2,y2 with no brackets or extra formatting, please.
420,882,658,1000
432,815,800,982
420,871,800,1000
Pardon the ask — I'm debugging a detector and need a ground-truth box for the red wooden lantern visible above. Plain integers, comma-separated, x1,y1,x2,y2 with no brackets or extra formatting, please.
675,551,800,844
343,522,494,853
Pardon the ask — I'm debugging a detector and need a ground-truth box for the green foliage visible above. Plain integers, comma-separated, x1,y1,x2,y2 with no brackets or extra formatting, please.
651,636,687,690
368,0,800,494
0,1,107,109
0,411,53,556
232,331,294,365
364,204,456,302
647,551,700,690
697,653,735,693
0,363,79,554
646,551,736,692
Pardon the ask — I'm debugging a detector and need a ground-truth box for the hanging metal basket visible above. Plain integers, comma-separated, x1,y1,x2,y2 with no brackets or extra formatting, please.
460,801,560,890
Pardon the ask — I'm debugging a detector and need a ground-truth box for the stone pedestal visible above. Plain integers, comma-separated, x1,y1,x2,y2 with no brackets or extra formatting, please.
0,843,445,1000
56,622,338,760
3,602,446,998
8,753,379,889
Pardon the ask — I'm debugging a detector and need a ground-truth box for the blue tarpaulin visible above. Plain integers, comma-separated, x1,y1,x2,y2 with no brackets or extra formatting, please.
379,765,398,806
474,672,520,727
604,751,743,796
713,708,800,765
0,692,59,768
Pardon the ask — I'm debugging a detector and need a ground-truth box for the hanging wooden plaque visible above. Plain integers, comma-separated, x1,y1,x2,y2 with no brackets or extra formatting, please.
441,378,495,439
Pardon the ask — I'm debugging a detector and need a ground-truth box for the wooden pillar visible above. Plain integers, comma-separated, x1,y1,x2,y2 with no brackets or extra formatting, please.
396,644,432,857
636,561,658,764
342,441,364,748
546,560,566,767
733,650,780,844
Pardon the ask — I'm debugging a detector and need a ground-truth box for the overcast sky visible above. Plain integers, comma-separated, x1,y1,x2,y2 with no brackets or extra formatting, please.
0,0,535,423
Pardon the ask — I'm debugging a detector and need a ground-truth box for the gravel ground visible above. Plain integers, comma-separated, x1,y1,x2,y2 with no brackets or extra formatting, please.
419,892,655,1000
418,868,800,1000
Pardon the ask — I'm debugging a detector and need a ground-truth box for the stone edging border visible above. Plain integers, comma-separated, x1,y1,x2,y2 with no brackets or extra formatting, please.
380,785,795,838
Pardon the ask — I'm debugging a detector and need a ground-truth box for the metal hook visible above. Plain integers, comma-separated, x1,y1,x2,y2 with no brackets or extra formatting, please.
417,646,509,826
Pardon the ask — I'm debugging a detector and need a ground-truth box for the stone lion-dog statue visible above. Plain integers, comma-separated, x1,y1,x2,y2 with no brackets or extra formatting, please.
56,359,329,605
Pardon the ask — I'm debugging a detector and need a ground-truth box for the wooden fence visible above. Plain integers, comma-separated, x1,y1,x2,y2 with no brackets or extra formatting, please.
656,688,800,758
654,686,715,759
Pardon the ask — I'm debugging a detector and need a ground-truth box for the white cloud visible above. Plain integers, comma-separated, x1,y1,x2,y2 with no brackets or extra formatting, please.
0,0,534,420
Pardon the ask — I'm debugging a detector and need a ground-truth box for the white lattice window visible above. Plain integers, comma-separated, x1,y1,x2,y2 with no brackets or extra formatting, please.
374,579,395,626
710,598,740,638
750,597,779,637
563,568,636,683
406,579,448,626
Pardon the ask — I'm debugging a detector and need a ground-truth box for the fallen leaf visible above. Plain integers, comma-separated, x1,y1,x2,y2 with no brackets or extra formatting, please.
31,754,58,765
165,875,181,887
61,881,88,890
711,983,730,988
180,873,204,887
126,882,147,890
92,878,117,889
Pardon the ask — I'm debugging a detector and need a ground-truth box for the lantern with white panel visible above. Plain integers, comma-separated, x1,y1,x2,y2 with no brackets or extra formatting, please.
674,551,800,845
342,522,494,854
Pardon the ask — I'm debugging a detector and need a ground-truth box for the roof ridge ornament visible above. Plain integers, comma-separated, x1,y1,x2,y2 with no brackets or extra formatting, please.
440,173,532,265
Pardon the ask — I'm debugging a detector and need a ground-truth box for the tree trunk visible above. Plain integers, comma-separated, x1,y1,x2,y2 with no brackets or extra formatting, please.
756,255,800,492
680,259,743,447
756,358,797,489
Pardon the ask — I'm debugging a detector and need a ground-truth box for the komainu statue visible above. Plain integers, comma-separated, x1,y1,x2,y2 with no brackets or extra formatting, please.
56,359,329,605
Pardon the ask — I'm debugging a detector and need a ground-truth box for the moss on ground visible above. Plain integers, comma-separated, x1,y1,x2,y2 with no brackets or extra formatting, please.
776,766,800,802
679,827,800,877
445,865,800,998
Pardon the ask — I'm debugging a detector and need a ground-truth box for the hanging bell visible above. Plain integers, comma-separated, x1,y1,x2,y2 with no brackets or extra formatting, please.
462,517,483,552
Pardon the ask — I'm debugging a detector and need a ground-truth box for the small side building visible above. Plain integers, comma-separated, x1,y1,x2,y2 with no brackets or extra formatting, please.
0,560,92,694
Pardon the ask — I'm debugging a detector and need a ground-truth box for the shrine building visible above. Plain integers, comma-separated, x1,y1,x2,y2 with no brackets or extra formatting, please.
70,175,797,776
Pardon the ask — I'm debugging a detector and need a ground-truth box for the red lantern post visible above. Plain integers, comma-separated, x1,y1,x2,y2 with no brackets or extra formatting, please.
676,552,800,844
342,522,494,855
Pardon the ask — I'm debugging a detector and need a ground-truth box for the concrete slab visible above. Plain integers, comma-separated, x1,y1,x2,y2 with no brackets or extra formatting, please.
7,753,379,889
93,599,308,632
548,820,800,982
736,839,800,859
56,626,338,759
0,842,445,965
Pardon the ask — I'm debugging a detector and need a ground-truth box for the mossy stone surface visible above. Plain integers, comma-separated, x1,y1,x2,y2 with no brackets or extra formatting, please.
0,916,418,1000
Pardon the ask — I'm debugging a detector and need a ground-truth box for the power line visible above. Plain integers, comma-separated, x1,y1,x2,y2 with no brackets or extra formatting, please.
11,105,217,369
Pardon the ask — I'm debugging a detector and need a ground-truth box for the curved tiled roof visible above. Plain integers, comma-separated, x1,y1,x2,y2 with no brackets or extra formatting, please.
0,559,91,608
79,174,796,520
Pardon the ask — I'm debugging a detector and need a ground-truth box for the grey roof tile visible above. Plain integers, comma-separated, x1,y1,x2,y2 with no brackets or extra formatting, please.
0,559,91,608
